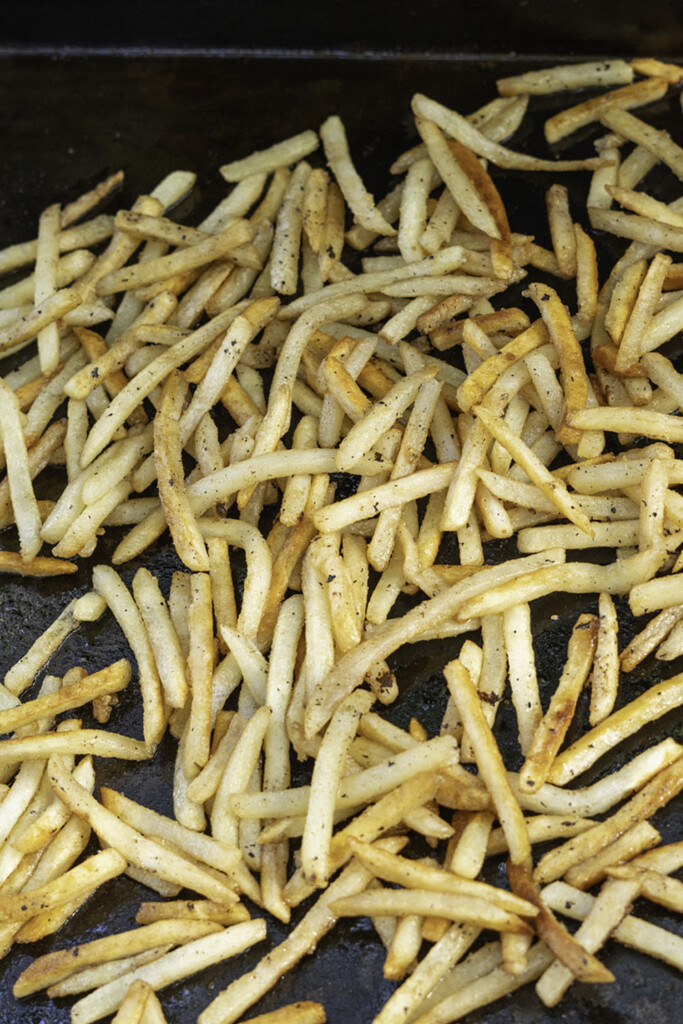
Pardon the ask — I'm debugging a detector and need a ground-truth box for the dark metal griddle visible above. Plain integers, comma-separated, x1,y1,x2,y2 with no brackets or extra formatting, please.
0,19,681,1024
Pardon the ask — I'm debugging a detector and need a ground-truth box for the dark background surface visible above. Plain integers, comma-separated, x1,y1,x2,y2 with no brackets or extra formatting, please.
1,0,683,57
0,4,681,1023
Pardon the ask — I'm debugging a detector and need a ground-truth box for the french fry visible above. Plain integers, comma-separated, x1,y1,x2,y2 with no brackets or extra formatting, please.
47,951,174,1000
443,658,530,866
542,879,683,971
472,404,592,533
590,593,620,724
564,820,661,890
0,551,77,577
497,60,633,96
519,614,598,793
300,690,374,886
184,573,215,777
536,878,641,1007
320,116,395,236
600,105,683,181
100,787,241,879
544,75,668,144
331,887,532,935
0,380,42,560
410,942,555,1024
0,848,126,922
132,568,189,710
548,672,683,785
347,839,536,918
71,920,267,1024
502,604,542,756
0,729,150,763
232,735,460,821
412,93,604,172
220,131,319,182
239,1006,327,1024
92,565,166,750
271,162,310,295
0,660,130,736
534,757,683,884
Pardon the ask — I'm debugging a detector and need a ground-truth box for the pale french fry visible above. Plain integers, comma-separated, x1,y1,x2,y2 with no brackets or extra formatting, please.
96,220,253,296
48,761,239,903
184,573,215,777
0,730,150,763
502,604,542,757
14,754,95,855
542,879,683,970
320,116,395,236
271,162,310,295
154,370,209,571
314,463,455,534
601,105,683,181
211,706,272,849
486,814,597,856
81,303,253,466
305,550,564,736
443,658,530,866
100,787,241,879
3,597,77,696
71,920,267,1024
301,690,374,886
330,888,532,935
472,404,592,534
347,839,536,918
0,380,42,560
47,950,173,999
232,735,460,821
510,739,683,818
412,93,604,172
132,568,189,709
536,877,641,1007
590,593,620,725
92,564,166,749
410,942,555,1024
414,118,501,239
545,185,576,276
454,548,665,621
497,60,633,96
398,156,434,262
220,131,319,182
238,1005,327,1024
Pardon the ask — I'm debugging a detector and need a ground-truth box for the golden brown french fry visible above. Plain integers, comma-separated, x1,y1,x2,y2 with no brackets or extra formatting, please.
544,75,668,144
0,659,130,735
519,614,598,793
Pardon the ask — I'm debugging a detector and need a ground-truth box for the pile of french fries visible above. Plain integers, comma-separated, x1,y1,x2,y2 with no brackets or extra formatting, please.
0,54,683,1024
